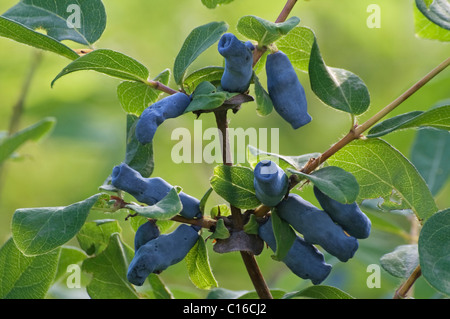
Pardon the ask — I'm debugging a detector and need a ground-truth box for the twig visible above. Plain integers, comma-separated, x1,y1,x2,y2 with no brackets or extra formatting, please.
393,265,422,299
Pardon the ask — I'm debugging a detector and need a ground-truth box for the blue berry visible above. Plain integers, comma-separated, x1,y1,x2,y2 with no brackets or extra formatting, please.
134,220,160,251
253,160,289,207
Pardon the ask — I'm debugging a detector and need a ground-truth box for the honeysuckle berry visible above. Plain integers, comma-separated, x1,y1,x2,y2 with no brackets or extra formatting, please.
266,50,311,129
313,186,371,239
276,193,359,262
134,220,160,251
253,160,289,207
135,92,192,145
218,33,254,93
258,217,332,285
127,224,199,286
111,163,202,219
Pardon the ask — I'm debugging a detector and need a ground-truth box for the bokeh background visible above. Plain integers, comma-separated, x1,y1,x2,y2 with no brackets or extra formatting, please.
0,0,448,299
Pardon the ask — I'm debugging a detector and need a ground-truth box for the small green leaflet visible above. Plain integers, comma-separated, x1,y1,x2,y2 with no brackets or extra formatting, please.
271,209,296,262
201,0,235,9
309,36,370,115
0,117,55,164
237,15,300,47
380,244,419,278
282,285,354,299
76,219,123,256
413,3,450,41
0,238,60,299
185,237,218,290
124,114,154,178
418,208,450,295
82,233,139,299
2,0,107,46
12,194,102,256
52,49,150,87
415,0,450,31
173,21,228,85
117,69,171,116
367,105,450,138
410,127,450,196
276,26,315,73
210,219,230,240
327,139,438,222
210,165,261,209
0,16,79,60
183,66,224,94
125,187,183,219
253,73,274,116
288,166,359,204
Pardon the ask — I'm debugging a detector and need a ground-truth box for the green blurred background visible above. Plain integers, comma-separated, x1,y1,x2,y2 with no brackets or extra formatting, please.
0,0,448,299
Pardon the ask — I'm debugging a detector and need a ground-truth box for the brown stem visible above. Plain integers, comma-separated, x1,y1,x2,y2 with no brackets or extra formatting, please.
253,56,450,217
171,215,217,229
393,265,422,299
214,109,273,299
275,0,298,23
147,79,180,95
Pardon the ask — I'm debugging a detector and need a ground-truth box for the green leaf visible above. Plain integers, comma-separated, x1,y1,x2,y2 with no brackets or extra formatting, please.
414,3,450,41
288,166,359,204
367,105,450,138
415,0,450,30
183,66,224,94
253,73,274,116
309,38,370,115
148,273,174,299
52,49,150,87
199,187,213,215
410,128,450,196
201,0,235,9
210,218,230,240
54,245,87,282
184,82,232,113
243,214,259,235
206,287,286,299
76,220,122,256
2,0,107,45
283,285,355,299
173,21,228,85
185,237,218,290
210,164,261,209
124,114,154,178
82,233,139,299
237,15,300,47
0,16,79,60
0,117,55,164
125,187,183,219
247,145,321,171
327,139,438,222
418,208,450,295
380,244,419,278
276,26,315,73
12,194,102,256
210,204,231,219
0,238,60,299
117,69,171,116
270,208,296,261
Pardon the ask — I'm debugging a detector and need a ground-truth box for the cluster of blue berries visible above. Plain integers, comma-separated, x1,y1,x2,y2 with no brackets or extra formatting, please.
254,160,371,285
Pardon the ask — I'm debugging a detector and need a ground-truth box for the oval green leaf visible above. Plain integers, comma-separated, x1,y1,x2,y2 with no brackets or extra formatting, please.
276,26,315,73
125,187,183,219
283,285,354,299
418,208,450,295
173,21,228,85
185,237,218,290
2,0,107,45
327,139,438,222
210,165,261,209
415,0,450,30
12,194,102,256
288,166,359,204
0,16,79,60
52,49,150,87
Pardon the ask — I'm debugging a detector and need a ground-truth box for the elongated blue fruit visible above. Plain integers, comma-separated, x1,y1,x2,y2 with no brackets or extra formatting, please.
276,194,358,262
258,217,332,285
127,224,199,286
111,163,202,219
266,50,311,129
313,186,371,239
218,33,254,93
134,220,160,251
135,92,191,145
253,160,289,207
